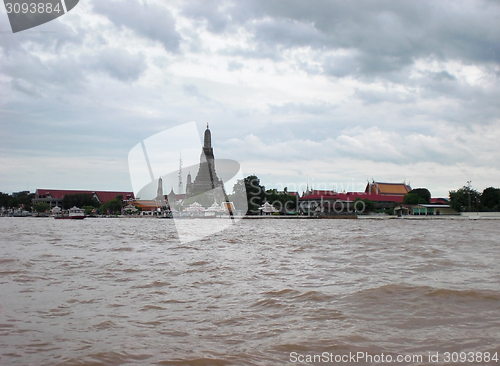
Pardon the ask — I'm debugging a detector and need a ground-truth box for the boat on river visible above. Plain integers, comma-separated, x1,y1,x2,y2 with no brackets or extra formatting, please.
54,206,85,220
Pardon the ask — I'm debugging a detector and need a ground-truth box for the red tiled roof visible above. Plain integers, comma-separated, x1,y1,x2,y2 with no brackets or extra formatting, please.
309,190,337,196
430,198,449,204
35,189,134,204
35,189,92,200
96,191,134,203
300,191,404,203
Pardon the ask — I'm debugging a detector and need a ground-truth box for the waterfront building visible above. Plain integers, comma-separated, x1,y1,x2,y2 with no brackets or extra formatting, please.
186,201,204,216
299,180,459,216
299,192,404,214
411,204,459,216
259,201,279,215
365,180,411,195
299,180,413,214
33,189,134,208
129,200,156,213
166,188,185,213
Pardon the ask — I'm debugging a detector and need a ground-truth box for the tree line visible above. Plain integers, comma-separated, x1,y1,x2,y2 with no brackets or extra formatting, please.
233,177,500,215
59,193,125,215
2,181,499,216
0,192,126,215
229,175,299,215
449,186,500,212
0,192,34,212
401,185,500,212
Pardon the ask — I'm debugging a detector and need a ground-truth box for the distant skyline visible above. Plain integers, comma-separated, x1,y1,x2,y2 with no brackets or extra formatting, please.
1,0,500,197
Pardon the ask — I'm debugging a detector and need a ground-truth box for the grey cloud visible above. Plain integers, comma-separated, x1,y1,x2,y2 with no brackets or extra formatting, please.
354,89,417,106
1,50,85,93
322,54,359,78
92,0,181,53
10,79,42,97
0,20,84,55
183,84,211,102
181,0,233,33
1,46,145,93
227,126,477,167
251,17,327,49
90,48,147,82
227,60,243,71
0,19,89,94
431,71,456,82
268,102,337,115
333,128,472,166
181,0,500,77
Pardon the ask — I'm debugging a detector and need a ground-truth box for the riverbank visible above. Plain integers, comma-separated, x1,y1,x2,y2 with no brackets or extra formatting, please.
7,212,500,220
358,212,500,220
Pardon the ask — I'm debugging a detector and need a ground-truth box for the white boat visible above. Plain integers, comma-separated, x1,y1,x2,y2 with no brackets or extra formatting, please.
54,206,85,220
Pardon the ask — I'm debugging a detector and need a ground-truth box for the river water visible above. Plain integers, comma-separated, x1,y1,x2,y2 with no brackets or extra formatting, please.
1,217,499,365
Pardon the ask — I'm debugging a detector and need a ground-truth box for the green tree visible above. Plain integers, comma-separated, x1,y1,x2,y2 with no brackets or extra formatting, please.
34,202,50,213
265,188,297,214
8,197,19,209
244,175,266,215
83,206,97,216
282,190,298,213
449,186,480,212
265,188,281,211
16,192,35,211
404,188,431,204
363,199,376,211
0,192,34,211
62,193,100,209
98,195,124,215
0,192,10,208
481,187,500,211
403,193,425,205
230,179,248,212
354,197,376,212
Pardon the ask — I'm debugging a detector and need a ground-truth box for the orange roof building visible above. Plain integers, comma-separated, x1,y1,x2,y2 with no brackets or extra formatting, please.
365,181,411,195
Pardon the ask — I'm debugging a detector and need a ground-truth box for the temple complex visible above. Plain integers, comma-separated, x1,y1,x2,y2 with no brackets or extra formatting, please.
185,124,223,198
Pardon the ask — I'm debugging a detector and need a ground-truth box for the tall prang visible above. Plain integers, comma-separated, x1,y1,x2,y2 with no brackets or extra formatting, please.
156,176,167,209
185,124,223,197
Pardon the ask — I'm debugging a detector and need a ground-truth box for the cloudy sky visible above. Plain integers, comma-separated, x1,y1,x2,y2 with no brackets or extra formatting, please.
1,0,500,197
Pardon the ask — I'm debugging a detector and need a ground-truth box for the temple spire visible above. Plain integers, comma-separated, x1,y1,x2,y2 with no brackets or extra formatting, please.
204,124,211,148
186,125,221,198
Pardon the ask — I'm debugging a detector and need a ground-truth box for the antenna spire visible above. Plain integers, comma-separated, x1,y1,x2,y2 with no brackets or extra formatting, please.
178,152,183,194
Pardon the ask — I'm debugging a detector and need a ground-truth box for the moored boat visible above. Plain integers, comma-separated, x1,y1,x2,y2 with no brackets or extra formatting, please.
54,206,85,220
